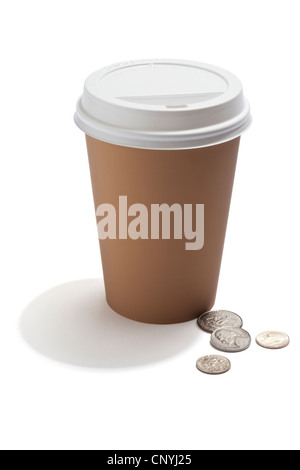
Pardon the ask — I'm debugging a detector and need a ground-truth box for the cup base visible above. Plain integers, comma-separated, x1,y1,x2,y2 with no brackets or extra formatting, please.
105,295,215,325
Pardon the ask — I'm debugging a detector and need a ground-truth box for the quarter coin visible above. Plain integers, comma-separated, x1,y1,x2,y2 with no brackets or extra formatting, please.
196,355,231,375
211,327,251,353
197,310,243,333
256,331,290,349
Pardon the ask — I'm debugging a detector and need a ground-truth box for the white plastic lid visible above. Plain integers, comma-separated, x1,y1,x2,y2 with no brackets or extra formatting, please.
75,59,251,150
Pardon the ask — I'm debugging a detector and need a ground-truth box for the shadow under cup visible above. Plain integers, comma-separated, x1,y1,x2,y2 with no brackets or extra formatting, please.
86,136,240,324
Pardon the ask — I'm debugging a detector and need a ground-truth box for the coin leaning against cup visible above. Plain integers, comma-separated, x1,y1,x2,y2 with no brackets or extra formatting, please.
256,331,290,349
197,310,243,334
211,327,252,353
196,355,231,375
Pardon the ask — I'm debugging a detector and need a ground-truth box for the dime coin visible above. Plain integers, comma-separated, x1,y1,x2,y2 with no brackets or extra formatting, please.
256,331,290,350
211,327,251,353
197,310,243,333
196,355,231,375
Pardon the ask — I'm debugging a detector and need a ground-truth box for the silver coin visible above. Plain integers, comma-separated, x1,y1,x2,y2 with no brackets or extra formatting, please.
197,310,243,333
196,355,231,375
256,331,290,350
211,327,251,353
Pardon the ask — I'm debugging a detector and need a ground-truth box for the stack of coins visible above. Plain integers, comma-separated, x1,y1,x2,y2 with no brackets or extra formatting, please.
196,310,289,375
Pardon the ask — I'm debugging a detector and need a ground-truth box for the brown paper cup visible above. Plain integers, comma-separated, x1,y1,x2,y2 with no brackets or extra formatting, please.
86,136,240,324
75,60,251,324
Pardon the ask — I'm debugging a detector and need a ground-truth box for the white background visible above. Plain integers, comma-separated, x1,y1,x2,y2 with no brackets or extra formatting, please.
1,0,299,451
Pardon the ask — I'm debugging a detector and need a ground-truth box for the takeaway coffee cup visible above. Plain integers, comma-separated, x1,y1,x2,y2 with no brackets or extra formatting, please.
75,59,251,324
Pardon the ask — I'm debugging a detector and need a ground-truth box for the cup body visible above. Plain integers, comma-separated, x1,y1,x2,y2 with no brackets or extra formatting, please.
86,135,240,324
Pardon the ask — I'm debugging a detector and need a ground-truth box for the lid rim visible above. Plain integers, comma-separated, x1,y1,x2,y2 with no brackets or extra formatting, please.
74,108,251,150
